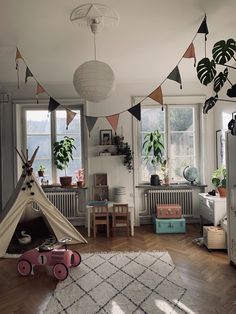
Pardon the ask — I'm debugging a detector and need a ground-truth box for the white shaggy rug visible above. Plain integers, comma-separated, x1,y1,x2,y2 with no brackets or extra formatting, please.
44,251,197,314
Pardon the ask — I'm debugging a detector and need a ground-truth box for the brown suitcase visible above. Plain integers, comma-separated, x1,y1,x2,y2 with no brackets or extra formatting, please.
156,204,182,219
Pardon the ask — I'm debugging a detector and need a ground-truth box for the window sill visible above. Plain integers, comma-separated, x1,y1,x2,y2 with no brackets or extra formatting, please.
42,185,87,192
136,183,207,189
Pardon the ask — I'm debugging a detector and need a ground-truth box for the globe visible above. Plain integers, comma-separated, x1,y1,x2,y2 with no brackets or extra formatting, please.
183,166,199,184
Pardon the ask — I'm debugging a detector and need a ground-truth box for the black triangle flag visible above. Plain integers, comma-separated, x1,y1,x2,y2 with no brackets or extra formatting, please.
48,97,60,112
128,103,141,121
167,66,182,89
25,67,33,83
198,16,209,36
85,116,98,136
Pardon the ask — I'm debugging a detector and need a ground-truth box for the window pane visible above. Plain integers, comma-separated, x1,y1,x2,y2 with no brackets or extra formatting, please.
26,111,50,134
27,135,51,158
170,133,194,156
170,108,193,131
26,110,52,183
141,108,165,132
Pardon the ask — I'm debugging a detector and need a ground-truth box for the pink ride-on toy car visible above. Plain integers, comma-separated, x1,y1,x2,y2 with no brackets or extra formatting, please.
17,237,81,280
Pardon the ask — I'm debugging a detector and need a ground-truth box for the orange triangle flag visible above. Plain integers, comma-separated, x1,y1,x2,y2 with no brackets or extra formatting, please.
183,43,196,66
36,83,45,95
106,114,119,132
149,86,163,105
66,109,77,129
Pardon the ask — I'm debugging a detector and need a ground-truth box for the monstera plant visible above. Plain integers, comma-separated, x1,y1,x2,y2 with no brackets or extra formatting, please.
196,38,236,113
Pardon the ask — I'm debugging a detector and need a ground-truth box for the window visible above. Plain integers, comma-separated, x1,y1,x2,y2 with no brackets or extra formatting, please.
22,105,83,183
140,103,199,183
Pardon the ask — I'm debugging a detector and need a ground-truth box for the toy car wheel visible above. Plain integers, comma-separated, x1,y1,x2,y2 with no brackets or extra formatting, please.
53,263,68,280
72,251,81,267
17,259,32,276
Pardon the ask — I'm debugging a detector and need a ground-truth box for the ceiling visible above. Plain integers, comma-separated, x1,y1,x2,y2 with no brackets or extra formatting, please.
0,0,236,100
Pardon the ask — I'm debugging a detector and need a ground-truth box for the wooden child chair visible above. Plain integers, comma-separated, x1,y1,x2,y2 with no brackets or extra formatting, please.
112,203,130,236
92,205,110,238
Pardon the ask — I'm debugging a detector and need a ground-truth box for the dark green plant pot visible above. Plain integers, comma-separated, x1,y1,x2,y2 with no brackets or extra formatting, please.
150,174,160,186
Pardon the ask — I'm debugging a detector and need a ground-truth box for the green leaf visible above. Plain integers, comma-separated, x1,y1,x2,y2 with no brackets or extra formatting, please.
203,95,218,114
197,58,216,85
213,68,228,93
212,39,236,65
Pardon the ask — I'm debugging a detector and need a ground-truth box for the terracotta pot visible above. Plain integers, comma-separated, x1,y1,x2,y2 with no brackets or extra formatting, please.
60,176,72,188
38,170,44,177
77,181,84,188
218,187,227,197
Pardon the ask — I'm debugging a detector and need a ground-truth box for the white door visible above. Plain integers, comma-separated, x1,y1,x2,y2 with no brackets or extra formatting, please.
226,132,236,265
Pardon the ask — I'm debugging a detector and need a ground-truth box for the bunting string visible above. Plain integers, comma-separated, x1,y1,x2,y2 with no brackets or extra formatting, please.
14,14,208,133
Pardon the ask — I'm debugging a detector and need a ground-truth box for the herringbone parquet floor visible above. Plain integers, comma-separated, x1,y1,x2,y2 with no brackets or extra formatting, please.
0,224,235,314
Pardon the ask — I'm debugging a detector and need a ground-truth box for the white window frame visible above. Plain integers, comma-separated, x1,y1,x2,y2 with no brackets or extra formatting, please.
15,101,85,184
132,96,204,184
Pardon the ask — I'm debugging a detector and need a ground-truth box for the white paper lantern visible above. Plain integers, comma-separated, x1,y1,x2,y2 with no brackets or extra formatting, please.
73,60,115,102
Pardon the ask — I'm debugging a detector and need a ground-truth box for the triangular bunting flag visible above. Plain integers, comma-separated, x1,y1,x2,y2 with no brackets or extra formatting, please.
36,83,45,95
167,66,182,89
198,16,209,57
183,43,196,66
25,67,33,83
15,48,23,88
66,109,77,130
106,114,119,132
128,103,141,121
15,48,23,65
197,16,209,36
85,116,98,136
149,86,163,105
48,97,60,112
36,83,46,103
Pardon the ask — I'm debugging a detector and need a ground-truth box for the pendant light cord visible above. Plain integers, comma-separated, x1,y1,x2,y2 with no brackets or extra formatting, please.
93,32,97,61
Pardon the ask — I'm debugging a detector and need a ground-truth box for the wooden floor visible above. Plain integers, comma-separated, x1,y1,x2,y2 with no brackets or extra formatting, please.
0,224,236,314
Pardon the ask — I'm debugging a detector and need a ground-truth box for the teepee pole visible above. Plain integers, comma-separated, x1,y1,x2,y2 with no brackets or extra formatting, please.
15,147,26,164
29,146,39,166
21,150,27,163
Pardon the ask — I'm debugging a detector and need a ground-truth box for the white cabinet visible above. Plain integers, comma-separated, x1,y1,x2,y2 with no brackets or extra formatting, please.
199,193,227,227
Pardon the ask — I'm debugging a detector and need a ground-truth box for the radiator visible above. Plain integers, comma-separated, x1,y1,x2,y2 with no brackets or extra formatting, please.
44,191,79,219
144,189,193,217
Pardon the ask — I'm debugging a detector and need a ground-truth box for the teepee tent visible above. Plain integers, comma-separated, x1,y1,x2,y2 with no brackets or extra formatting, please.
0,147,87,257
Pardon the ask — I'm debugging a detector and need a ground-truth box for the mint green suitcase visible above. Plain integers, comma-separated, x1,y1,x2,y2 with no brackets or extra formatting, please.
155,217,186,234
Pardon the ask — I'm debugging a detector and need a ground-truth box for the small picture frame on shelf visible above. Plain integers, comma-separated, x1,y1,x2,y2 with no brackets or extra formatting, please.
100,129,112,145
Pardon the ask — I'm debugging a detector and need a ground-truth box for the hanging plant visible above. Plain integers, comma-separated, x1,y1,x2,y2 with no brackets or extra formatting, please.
115,140,133,172
212,39,236,64
213,68,228,93
196,38,236,113
203,95,218,114
122,142,133,172
197,58,216,85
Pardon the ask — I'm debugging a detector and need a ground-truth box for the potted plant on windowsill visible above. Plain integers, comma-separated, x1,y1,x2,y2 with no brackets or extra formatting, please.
143,130,164,186
53,136,76,188
38,165,46,177
211,165,227,197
